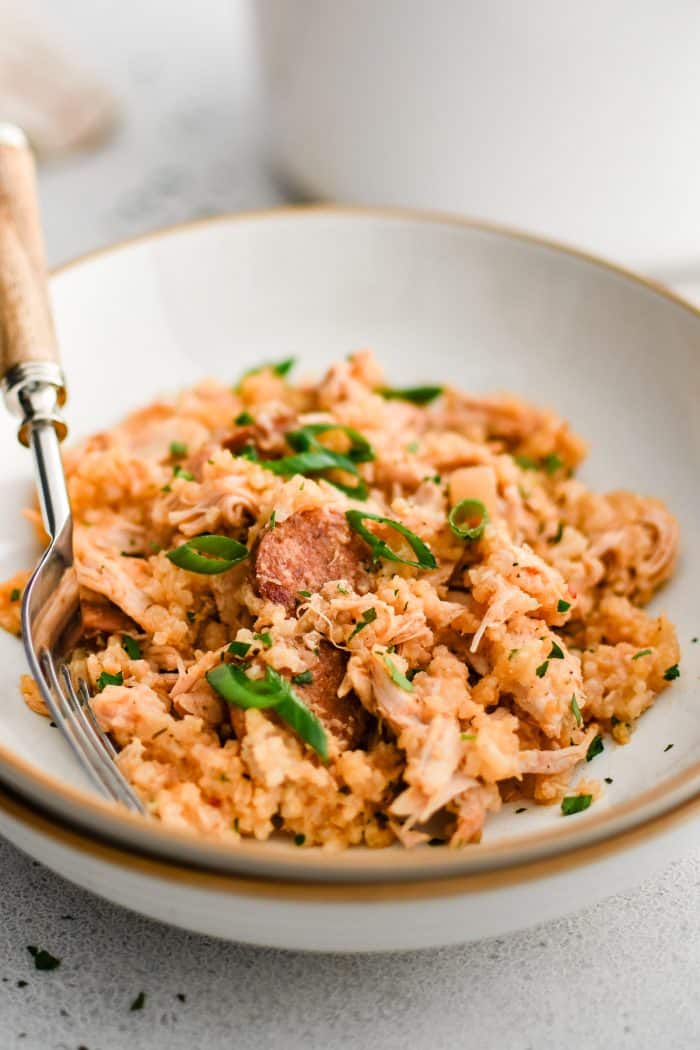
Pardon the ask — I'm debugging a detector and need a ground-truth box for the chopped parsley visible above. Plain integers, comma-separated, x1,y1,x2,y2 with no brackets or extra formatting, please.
664,743,674,752
551,521,564,544
186,611,196,624
27,946,61,971
586,734,604,762
543,452,563,475
557,599,571,613
514,454,539,470
548,640,565,660
122,636,141,661
176,993,186,1003
571,694,582,727
96,671,123,691
508,648,520,660
294,833,306,846
515,807,527,814
298,590,312,598
663,664,680,681
254,631,273,648
269,509,276,529
9,588,20,602
349,607,378,639
692,637,698,644
460,732,476,741
169,441,188,458
291,670,313,686
234,411,255,426
535,661,549,678
173,465,194,481
632,649,652,661
130,992,146,1011
604,777,613,784
228,640,251,658
561,794,593,816
336,583,349,595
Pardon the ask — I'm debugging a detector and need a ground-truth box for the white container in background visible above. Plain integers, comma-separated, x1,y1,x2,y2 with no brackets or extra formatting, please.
255,0,700,271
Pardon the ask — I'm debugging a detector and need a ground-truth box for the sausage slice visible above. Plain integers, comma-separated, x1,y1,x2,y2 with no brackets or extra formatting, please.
254,508,365,613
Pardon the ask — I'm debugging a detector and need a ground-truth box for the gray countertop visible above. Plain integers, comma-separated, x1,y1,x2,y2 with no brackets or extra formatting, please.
2,2,699,1048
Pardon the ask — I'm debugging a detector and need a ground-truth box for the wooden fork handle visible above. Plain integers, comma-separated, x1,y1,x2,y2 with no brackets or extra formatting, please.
0,124,60,376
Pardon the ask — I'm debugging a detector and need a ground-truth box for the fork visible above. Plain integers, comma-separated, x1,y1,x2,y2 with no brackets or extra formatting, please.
0,124,145,813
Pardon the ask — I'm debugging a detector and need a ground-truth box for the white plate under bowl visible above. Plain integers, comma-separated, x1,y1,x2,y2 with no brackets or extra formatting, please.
0,207,698,950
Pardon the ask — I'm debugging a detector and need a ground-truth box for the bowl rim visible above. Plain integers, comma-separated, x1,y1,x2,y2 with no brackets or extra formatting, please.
1,202,698,890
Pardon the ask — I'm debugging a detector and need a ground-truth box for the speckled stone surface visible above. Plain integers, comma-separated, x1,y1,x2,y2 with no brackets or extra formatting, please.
2,2,700,1048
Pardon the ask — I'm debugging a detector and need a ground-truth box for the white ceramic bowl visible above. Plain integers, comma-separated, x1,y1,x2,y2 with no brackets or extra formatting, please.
0,207,698,950
256,0,700,269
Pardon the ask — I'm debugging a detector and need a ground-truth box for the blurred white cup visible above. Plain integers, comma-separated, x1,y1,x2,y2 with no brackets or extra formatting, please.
256,0,700,270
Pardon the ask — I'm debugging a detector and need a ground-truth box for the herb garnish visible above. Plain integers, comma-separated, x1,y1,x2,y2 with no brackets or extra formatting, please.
349,607,378,639
515,807,527,814
237,357,296,386
508,648,519,660
561,794,593,816
543,453,563,475
130,992,146,1011
294,833,306,846
548,640,565,660
122,636,141,661
535,661,549,678
664,743,674,752
663,664,680,680
551,521,564,544
27,946,61,971
96,671,123,691
228,640,251,658
234,411,254,426
206,664,328,760
382,654,415,692
557,599,571,613
604,777,613,784
169,441,188,458
378,385,443,405
571,694,582,727
298,590,312,598
172,465,195,481
292,670,313,686
345,510,437,569
586,734,604,762
514,454,538,470
9,588,20,602
166,534,249,575
448,499,489,541
460,732,477,741
254,632,273,648
632,649,652,661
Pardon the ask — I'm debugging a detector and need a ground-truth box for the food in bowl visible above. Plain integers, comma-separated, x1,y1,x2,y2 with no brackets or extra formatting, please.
1,351,680,848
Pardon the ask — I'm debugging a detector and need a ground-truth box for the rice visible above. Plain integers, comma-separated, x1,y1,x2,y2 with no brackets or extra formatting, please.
3,350,680,848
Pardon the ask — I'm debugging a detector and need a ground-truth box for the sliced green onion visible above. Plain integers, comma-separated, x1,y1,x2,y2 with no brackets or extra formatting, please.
122,636,141,660
254,631,273,648
237,357,296,387
571,694,582,727
349,607,377,639
345,510,437,569
378,385,443,405
96,671,123,691
206,664,327,760
586,734,604,762
291,670,313,686
561,794,592,816
286,423,375,464
169,441,188,458
632,648,652,661
543,453,563,475
265,449,368,499
228,640,251,658
166,534,249,575
382,653,414,692
448,499,489,541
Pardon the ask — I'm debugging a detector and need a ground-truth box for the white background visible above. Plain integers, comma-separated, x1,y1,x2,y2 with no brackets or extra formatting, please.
1,2,699,1047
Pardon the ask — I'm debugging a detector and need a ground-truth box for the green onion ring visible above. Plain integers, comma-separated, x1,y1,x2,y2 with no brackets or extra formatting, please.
166,534,250,575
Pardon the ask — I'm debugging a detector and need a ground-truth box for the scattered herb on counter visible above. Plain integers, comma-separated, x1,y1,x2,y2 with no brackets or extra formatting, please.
604,777,613,784
561,794,593,816
96,671,123,692
27,946,61,971
586,734,604,762
664,743,674,752
176,993,186,1003
130,992,146,1011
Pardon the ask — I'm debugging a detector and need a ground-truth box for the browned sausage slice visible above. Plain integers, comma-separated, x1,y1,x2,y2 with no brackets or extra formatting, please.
229,642,368,751
254,508,365,614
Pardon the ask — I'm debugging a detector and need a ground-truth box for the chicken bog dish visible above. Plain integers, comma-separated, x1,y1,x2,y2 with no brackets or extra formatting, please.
0,351,680,848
